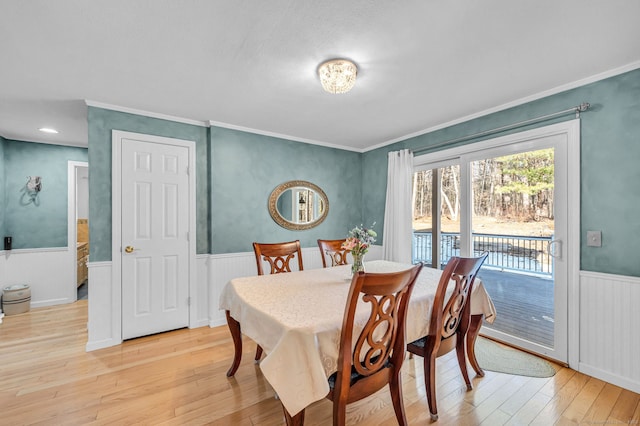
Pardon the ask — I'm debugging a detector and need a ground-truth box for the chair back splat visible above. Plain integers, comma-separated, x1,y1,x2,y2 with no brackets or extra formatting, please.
253,240,303,275
324,263,423,426
317,239,348,268
407,252,488,421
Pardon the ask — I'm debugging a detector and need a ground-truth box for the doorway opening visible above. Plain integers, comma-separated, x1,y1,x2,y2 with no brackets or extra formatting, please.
68,161,89,303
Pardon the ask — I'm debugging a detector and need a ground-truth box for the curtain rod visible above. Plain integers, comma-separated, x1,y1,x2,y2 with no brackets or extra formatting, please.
412,102,590,156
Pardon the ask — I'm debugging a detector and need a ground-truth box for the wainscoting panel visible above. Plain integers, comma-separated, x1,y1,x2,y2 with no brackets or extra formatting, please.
86,261,117,351
193,254,211,328
208,251,256,327
579,271,640,393
0,247,74,308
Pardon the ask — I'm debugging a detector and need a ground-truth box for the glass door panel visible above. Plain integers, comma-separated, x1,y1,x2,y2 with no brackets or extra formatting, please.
471,149,556,348
412,165,460,268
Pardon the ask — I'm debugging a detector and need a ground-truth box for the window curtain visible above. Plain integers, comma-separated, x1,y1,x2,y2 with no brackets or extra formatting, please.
382,149,413,263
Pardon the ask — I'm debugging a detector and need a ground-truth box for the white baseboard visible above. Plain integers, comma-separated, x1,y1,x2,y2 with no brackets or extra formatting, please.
578,362,640,394
31,298,71,308
86,337,121,352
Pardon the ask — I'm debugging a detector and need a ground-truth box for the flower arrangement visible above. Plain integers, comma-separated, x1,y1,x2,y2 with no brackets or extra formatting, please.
342,223,377,256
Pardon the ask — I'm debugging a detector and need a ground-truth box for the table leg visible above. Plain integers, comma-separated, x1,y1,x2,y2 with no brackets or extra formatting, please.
225,310,243,377
283,405,305,426
467,314,485,377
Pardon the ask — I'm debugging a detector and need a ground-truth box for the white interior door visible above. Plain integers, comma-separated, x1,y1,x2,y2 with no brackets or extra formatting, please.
120,137,190,340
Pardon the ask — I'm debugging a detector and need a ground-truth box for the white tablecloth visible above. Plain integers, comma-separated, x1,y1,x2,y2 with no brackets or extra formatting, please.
219,260,495,416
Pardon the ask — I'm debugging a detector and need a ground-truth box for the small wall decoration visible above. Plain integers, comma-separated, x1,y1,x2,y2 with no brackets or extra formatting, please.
21,176,43,206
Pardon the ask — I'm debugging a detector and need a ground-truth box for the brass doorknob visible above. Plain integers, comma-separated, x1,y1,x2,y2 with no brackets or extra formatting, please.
124,246,135,253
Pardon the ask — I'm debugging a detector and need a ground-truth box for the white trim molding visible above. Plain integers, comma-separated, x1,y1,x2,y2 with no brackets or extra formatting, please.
85,100,208,127
208,121,361,153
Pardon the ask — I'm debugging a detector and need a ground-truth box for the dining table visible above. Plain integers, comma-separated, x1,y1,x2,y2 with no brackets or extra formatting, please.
219,260,496,425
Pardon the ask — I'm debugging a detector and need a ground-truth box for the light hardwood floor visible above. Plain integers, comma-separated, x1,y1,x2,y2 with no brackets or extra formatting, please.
1,301,638,425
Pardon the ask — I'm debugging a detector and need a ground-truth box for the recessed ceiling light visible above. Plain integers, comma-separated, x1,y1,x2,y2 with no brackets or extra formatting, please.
39,127,59,134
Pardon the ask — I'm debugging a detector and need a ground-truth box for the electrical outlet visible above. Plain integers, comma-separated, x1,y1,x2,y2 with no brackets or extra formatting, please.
587,231,602,247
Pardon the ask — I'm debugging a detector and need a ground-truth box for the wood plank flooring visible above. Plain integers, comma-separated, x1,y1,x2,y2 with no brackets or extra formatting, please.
0,301,638,425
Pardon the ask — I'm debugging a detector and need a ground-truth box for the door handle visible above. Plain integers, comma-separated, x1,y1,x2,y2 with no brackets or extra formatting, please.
547,239,562,260
124,245,136,254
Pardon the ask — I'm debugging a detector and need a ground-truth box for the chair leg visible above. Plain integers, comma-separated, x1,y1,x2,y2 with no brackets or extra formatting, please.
389,370,408,426
456,336,472,391
333,399,347,426
467,314,485,377
255,345,263,362
424,354,439,421
225,311,243,377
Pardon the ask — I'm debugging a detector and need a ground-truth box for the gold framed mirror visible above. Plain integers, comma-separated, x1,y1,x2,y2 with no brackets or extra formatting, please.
268,180,329,230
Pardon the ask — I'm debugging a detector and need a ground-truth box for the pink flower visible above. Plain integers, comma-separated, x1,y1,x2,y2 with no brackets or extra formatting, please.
341,237,358,251
343,224,377,256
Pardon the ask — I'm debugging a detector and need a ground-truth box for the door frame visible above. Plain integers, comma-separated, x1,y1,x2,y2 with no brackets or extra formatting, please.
67,160,89,303
111,130,197,339
414,119,580,367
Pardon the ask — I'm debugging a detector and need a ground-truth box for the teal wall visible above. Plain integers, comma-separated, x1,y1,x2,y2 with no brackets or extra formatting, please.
211,127,361,254
2,139,87,249
0,136,5,240
86,110,363,260
364,68,640,277
209,126,362,254
87,107,210,261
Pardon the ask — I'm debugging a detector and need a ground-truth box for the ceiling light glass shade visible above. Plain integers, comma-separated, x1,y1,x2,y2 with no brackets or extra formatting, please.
318,59,357,94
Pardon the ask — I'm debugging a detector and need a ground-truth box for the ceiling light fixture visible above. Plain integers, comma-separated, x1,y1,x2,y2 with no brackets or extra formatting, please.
39,127,59,134
318,59,357,94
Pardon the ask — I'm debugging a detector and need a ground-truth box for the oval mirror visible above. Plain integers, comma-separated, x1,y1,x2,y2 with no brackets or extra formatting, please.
268,180,329,230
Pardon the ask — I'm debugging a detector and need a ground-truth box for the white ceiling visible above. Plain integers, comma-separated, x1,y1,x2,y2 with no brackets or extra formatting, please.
1,1,639,151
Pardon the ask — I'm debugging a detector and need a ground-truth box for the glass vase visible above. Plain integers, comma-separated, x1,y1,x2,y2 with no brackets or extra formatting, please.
351,252,365,275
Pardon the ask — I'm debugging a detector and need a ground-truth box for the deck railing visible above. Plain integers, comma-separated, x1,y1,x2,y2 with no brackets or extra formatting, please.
412,231,553,275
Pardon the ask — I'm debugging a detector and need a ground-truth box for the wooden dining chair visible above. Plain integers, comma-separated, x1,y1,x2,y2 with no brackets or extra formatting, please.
253,240,304,275
325,263,423,426
252,240,304,361
406,252,488,421
317,238,349,268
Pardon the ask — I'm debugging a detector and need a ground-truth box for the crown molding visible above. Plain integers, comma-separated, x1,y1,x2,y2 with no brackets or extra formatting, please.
209,121,363,152
82,100,361,151
365,60,640,152
84,100,208,127
208,120,362,153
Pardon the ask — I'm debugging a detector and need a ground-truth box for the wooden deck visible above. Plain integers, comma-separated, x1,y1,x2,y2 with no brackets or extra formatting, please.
478,268,554,347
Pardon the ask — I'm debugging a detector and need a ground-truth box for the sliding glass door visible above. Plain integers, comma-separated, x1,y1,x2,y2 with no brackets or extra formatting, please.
413,164,460,269
412,126,573,363
469,145,564,355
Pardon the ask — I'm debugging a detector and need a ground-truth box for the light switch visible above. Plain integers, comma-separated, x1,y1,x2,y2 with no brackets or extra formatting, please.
587,231,602,247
